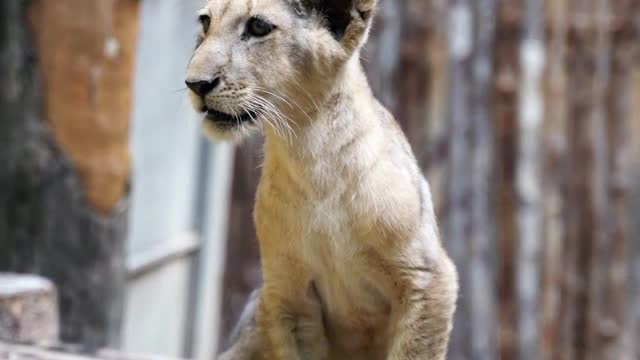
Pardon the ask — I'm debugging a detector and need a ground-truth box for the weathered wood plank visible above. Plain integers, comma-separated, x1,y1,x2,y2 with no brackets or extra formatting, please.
584,2,613,359
0,274,58,344
469,0,498,359
628,69,640,360
541,1,569,359
599,2,640,358
445,1,474,358
218,136,263,342
494,1,522,358
564,2,601,358
0,342,184,360
516,0,545,358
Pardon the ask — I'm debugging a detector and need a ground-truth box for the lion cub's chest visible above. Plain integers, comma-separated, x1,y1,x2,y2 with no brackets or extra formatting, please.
259,151,395,356
297,204,392,357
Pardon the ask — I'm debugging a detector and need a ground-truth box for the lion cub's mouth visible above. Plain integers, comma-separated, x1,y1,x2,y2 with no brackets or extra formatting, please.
203,107,259,125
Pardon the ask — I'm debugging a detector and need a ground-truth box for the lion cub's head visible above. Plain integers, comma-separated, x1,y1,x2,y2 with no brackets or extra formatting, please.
185,0,376,141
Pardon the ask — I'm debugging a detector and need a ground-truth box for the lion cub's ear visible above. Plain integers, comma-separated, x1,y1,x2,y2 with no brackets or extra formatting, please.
298,0,377,51
339,0,377,54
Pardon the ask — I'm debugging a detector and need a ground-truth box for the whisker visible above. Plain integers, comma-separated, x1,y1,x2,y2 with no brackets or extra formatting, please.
250,95,295,143
242,103,263,135
252,93,298,143
254,87,314,125
249,98,284,139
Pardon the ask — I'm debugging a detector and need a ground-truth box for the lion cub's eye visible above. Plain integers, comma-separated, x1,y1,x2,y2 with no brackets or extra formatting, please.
199,14,211,34
246,17,274,37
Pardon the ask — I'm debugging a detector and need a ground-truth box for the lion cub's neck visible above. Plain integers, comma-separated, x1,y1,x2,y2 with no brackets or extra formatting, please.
263,57,380,189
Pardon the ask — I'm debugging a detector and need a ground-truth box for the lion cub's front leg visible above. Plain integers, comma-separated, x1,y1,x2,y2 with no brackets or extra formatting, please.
257,259,329,360
387,258,458,360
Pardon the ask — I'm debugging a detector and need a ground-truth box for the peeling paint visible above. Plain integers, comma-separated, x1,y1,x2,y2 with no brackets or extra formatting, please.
104,38,121,59
28,0,140,214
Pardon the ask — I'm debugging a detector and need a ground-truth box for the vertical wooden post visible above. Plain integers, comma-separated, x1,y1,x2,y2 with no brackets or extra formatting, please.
469,0,498,359
445,1,473,358
218,136,263,342
516,0,545,359
541,1,568,359
590,2,640,359
628,67,640,360
585,2,613,360
494,2,522,358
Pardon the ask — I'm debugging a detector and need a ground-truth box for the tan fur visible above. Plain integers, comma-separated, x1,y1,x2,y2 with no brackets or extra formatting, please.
186,0,458,359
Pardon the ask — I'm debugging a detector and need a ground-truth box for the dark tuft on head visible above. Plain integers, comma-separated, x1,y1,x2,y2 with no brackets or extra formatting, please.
290,0,354,40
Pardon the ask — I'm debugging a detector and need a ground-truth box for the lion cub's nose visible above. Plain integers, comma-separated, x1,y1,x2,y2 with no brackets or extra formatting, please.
185,77,221,97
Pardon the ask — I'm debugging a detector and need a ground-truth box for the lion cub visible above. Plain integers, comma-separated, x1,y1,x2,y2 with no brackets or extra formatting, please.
185,0,458,359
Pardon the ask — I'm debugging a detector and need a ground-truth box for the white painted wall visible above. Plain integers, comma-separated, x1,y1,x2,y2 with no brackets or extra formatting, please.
127,0,202,258
123,259,193,356
122,0,233,358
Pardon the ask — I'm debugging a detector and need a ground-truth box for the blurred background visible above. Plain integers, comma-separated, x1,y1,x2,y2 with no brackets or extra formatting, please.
1,0,639,360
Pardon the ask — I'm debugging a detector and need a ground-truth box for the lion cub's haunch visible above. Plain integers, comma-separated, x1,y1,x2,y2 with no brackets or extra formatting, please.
186,0,458,359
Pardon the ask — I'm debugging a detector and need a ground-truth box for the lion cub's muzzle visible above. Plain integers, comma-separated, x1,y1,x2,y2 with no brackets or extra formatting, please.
185,76,259,127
